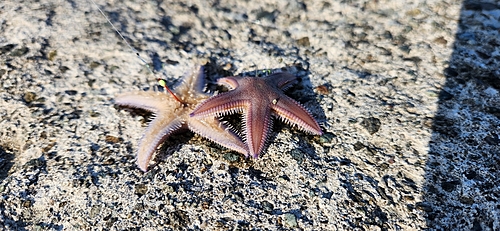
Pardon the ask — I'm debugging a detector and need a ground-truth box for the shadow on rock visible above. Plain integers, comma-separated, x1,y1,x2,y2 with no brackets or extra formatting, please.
0,146,15,182
424,1,500,230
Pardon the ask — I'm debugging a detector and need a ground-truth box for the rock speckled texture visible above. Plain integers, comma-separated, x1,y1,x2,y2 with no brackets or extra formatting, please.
1,0,499,230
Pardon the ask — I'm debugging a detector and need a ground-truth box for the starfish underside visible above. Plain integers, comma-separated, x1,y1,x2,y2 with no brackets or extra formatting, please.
190,71,323,158
115,66,247,172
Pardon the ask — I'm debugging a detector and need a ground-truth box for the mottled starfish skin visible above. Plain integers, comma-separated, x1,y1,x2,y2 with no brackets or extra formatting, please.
115,66,247,172
190,71,323,158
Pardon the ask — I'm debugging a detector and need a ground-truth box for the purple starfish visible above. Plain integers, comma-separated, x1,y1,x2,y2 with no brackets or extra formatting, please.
190,71,323,158
115,66,247,172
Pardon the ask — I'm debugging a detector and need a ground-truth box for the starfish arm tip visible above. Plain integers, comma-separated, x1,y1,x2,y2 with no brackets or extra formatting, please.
217,76,240,89
137,153,151,172
300,124,323,136
309,124,323,136
138,164,148,172
136,149,154,172
189,110,208,118
312,130,323,136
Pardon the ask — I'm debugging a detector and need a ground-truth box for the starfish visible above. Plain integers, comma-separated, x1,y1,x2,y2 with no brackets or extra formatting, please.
115,66,247,172
190,71,323,158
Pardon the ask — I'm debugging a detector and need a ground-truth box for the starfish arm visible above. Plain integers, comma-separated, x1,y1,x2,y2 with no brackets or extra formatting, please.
272,95,323,135
190,93,248,118
244,104,273,158
217,76,240,90
173,66,209,100
188,117,248,155
115,91,175,112
265,72,298,90
136,115,184,172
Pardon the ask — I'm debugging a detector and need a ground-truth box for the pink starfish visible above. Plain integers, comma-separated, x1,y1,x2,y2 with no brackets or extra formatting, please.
190,71,323,158
115,66,247,172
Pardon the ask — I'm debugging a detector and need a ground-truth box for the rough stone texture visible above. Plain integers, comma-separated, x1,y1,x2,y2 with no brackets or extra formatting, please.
1,0,499,230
